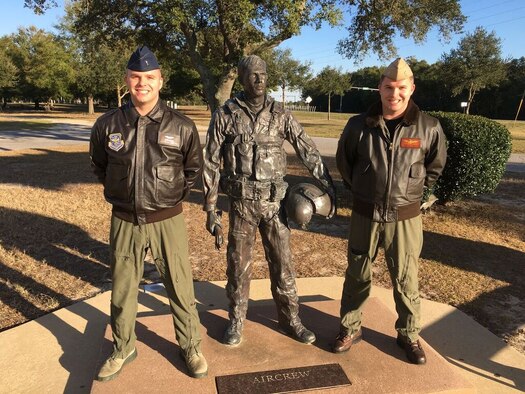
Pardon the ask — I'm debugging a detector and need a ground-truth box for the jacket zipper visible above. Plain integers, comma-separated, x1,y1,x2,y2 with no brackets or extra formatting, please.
384,122,403,222
135,117,146,224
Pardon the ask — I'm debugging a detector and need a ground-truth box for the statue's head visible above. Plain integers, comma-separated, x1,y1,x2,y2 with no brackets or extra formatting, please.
238,55,267,99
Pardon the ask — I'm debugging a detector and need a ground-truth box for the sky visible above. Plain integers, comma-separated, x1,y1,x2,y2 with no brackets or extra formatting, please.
1,0,524,100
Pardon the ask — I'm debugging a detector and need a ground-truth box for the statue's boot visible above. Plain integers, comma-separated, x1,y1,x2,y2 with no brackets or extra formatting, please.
223,318,243,346
278,317,316,344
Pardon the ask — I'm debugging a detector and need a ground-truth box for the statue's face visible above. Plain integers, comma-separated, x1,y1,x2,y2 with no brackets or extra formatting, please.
242,63,267,99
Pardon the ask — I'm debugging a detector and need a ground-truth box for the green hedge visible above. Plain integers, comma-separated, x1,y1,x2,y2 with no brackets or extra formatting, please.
427,112,512,202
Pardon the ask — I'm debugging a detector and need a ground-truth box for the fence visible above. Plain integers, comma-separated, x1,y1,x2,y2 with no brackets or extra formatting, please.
285,104,316,112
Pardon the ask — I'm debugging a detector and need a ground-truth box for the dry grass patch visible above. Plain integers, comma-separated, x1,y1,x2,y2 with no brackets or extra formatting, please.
0,138,524,355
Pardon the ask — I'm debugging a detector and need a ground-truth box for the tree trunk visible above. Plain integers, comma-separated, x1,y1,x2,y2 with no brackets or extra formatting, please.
117,83,128,107
117,84,121,107
466,83,476,115
281,83,286,104
88,94,94,115
327,93,331,120
181,24,239,114
202,66,237,114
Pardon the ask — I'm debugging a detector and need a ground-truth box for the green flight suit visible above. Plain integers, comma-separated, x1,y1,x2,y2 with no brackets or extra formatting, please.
109,213,202,358
340,211,423,342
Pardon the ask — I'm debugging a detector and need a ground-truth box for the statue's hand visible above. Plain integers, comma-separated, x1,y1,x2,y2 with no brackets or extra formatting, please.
326,188,337,219
206,210,222,235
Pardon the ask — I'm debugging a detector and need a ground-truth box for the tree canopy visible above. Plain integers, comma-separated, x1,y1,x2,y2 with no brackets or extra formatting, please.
6,26,75,108
338,0,465,61
440,27,506,115
308,66,351,119
264,48,311,104
24,0,465,113
0,43,18,90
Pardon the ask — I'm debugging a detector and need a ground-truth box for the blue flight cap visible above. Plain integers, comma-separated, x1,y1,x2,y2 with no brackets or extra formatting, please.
127,46,160,71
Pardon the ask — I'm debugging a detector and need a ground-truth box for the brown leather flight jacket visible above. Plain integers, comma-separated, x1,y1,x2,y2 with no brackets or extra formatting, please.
336,100,447,222
89,100,202,224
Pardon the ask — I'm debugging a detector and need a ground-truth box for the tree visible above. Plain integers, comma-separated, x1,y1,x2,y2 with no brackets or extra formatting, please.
25,0,465,113
337,0,465,61
6,27,75,109
58,3,133,113
65,1,342,112
264,48,311,104
474,57,525,119
406,57,453,112
309,67,351,120
440,27,506,115
0,39,18,108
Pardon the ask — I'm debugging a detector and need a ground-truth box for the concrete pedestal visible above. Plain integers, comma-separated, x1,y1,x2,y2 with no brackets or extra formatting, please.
92,298,473,393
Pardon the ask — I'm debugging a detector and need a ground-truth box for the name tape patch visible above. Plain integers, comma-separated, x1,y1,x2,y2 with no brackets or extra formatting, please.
400,138,421,149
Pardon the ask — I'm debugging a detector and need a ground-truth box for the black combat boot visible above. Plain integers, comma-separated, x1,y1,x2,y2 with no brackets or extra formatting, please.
223,319,243,346
278,320,316,344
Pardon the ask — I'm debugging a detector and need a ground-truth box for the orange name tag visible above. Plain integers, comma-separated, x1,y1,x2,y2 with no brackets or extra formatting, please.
400,138,421,148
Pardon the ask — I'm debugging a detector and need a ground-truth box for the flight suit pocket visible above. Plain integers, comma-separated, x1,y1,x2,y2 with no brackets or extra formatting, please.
222,143,236,176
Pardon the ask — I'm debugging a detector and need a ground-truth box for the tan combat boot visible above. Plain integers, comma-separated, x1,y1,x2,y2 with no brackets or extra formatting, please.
96,348,137,382
183,352,208,378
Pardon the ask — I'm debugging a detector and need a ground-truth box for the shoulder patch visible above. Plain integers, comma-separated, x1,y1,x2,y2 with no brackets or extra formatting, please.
108,133,125,151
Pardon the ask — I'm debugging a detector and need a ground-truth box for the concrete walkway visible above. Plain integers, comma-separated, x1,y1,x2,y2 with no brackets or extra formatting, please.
1,278,524,393
0,119,523,172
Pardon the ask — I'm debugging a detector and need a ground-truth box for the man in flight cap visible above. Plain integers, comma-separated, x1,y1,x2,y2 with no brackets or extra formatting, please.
90,45,207,380
334,58,447,364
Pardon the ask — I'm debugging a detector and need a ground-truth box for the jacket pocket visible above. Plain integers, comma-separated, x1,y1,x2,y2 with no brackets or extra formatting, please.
155,165,185,204
406,162,426,200
235,142,254,177
352,160,374,195
222,143,236,176
105,163,131,202
254,145,285,181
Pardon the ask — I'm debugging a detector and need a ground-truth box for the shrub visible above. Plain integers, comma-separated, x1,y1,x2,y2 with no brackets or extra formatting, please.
427,112,512,202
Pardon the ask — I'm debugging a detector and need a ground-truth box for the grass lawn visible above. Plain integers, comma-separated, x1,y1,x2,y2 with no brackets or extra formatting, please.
0,143,524,354
1,105,524,153
175,106,525,153
497,120,525,153
0,120,54,131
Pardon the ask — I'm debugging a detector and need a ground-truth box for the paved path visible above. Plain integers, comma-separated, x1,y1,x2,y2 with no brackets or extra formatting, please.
0,119,523,172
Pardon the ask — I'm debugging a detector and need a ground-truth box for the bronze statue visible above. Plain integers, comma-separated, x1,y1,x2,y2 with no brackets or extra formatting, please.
202,55,336,346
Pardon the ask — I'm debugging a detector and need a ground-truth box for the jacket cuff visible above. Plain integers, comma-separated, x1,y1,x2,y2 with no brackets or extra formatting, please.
204,204,216,212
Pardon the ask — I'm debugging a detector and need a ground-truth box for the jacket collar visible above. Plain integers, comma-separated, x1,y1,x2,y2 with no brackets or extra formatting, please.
365,99,419,128
123,99,165,126
229,93,283,115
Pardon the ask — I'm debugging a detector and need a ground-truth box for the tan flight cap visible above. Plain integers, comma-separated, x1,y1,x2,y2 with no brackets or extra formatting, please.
382,58,413,80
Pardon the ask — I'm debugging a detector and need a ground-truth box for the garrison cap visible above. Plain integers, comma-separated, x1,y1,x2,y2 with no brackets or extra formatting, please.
382,58,413,80
127,46,160,71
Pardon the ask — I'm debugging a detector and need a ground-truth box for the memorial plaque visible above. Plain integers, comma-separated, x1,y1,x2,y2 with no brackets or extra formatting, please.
215,363,351,394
